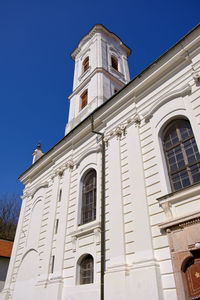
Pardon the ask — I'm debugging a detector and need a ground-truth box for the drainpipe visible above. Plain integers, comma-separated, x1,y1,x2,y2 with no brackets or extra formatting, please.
91,115,105,300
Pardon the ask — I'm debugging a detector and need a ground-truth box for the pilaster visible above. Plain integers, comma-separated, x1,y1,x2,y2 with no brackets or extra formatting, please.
53,162,73,277
105,133,127,300
39,173,60,283
126,120,162,300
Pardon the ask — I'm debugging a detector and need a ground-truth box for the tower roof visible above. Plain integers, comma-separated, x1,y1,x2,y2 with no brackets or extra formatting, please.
71,24,132,60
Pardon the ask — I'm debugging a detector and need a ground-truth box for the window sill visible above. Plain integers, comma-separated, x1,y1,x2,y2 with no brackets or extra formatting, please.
157,182,200,205
78,66,91,81
72,220,101,238
71,221,101,252
157,182,200,226
109,66,125,80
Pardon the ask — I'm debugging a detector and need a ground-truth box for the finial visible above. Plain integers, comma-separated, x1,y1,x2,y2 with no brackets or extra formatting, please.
37,142,41,150
32,141,44,164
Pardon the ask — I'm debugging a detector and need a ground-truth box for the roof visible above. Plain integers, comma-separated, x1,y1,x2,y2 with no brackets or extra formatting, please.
19,23,200,181
0,239,13,258
71,24,132,60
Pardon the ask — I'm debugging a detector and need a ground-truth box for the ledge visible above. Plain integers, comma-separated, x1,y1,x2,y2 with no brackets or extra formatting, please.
109,66,125,80
71,220,101,238
157,182,200,205
159,211,200,230
78,66,91,81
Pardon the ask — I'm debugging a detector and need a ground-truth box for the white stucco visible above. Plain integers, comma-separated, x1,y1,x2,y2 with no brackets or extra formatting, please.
1,24,200,300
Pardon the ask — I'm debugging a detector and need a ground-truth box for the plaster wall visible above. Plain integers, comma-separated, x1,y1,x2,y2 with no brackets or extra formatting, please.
1,25,200,300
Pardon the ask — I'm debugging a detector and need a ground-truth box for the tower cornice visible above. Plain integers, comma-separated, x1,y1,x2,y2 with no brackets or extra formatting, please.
70,24,131,60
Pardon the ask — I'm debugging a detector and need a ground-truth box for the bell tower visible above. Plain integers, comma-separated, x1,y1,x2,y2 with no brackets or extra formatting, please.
65,24,131,134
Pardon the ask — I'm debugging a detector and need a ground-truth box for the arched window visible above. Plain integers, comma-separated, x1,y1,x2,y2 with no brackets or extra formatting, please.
81,90,88,110
80,254,94,285
83,56,89,73
81,169,96,224
163,119,200,192
111,55,118,71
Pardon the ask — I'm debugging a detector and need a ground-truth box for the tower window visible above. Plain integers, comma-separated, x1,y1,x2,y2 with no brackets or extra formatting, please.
81,90,88,110
81,169,96,224
111,55,118,71
80,254,94,284
83,57,89,73
163,119,200,192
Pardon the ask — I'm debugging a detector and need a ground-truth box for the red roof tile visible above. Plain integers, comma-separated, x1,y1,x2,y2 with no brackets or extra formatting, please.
0,240,13,258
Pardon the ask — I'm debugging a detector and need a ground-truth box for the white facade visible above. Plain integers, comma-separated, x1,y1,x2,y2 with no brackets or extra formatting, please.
1,24,200,300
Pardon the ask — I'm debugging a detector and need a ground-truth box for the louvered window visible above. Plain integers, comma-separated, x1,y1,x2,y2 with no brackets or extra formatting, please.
81,90,88,110
83,57,89,73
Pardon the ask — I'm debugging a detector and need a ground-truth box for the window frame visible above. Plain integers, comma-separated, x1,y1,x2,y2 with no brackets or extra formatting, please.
80,89,88,110
111,55,118,71
80,169,96,225
83,56,89,73
163,119,200,192
79,254,94,285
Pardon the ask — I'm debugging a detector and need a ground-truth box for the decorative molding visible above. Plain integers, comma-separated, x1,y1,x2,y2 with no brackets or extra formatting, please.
21,191,30,200
71,221,101,251
94,228,101,245
179,217,200,229
159,211,200,230
71,24,131,60
142,84,192,121
161,202,172,219
115,124,126,139
31,183,48,198
192,71,200,84
75,145,102,166
104,113,141,145
72,236,77,252
183,53,192,63
157,182,200,206
50,159,74,181
78,66,91,82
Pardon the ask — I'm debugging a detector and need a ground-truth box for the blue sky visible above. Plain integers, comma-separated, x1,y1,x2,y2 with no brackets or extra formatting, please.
0,0,199,196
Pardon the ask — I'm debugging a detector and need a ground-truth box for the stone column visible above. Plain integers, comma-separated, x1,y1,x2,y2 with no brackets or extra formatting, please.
126,119,162,300
105,130,127,300
39,172,60,283
54,161,73,277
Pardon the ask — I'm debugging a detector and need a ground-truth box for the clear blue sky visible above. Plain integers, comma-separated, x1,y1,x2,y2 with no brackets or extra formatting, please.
0,0,199,196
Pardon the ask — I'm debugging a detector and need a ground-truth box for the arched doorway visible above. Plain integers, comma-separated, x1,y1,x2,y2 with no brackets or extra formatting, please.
184,251,200,300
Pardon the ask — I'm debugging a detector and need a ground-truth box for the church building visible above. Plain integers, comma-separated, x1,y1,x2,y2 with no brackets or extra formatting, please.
1,24,200,300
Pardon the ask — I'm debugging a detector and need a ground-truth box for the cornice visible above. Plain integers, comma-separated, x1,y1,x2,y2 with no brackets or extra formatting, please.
31,182,48,198
75,145,102,167
50,159,74,181
159,211,200,230
104,113,141,145
142,84,191,121
71,24,131,60
69,67,125,100
19,26,200,185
